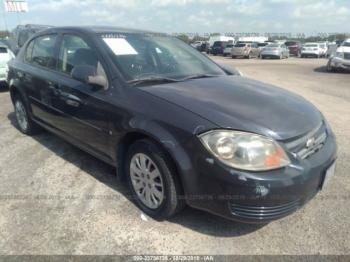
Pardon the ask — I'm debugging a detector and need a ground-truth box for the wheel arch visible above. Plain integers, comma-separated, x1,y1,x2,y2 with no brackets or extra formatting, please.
115,130,187,196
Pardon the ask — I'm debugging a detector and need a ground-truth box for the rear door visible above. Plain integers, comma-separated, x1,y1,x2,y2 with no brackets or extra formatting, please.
22,34,61,127
50,33,110,156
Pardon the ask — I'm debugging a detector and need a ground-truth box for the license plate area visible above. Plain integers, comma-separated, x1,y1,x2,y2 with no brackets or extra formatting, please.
321,162,336,189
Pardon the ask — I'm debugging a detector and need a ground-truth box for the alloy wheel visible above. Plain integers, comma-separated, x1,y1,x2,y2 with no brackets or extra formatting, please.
15,100,28,131
130,153,165,209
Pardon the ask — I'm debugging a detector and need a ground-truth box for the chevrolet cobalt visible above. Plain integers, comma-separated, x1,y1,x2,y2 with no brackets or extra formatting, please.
8,27,337,223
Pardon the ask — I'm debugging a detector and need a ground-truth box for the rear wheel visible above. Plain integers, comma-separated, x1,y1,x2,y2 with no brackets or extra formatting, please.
14,95,41,135
126,139,185,219
231,55,236,59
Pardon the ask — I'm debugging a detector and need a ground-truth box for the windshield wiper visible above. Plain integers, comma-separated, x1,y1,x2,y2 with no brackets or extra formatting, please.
180,74,219,81
127,77,181,86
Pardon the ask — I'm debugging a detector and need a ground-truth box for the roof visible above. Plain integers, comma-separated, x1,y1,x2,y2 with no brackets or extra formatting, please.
44,26,166,36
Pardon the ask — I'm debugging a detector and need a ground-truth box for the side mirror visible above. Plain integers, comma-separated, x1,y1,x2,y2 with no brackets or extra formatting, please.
71,65,107,89
219,64,243,76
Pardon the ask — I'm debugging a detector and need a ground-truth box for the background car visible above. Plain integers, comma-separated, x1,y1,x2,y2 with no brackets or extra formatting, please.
211,41,229,55
260,43,289,59
9,24,52,55
0,44,15,87
326,43,339,58
191,41,203,49
285,41,302,56
301,43,322,58
223,43,234,56
327,39,350,72
318,42,328,57
198,42,210,53
257,42,270,57
231,42,260,59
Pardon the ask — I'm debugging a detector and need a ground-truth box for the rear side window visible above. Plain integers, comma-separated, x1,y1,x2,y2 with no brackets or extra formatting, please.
0,47,8,53
31,35,58,69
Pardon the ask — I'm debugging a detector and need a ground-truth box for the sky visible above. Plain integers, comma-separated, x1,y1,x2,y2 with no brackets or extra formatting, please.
1,0,349,34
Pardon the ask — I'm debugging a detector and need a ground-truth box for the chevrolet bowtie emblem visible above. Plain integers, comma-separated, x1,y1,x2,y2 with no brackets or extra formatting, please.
306,137,316,148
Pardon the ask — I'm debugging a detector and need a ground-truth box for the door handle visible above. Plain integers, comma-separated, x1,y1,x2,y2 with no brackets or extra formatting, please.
48,82,62,96
63,94,82,107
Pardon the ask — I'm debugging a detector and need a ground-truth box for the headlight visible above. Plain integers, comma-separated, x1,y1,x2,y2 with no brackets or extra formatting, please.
335,52,344,59
199,130,291,171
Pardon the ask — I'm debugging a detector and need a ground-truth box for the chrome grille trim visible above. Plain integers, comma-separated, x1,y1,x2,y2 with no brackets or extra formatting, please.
285,122,327,160
297,131,327,159
285,122,323,150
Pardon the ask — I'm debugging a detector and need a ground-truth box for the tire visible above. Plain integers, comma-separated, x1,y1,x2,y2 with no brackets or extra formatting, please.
261,55,265,59
327,61,335,72
231,55,236,59
223,54,227,57
13,95,42,135
125,139,185,219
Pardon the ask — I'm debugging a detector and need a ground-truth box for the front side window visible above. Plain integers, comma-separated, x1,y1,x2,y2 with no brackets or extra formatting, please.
31,34,57,69
101,33,225,82
58,34,108,88
25,40,34,62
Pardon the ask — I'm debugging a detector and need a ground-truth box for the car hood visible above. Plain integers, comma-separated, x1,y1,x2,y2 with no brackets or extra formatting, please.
337,46,350,53
138,76,323,140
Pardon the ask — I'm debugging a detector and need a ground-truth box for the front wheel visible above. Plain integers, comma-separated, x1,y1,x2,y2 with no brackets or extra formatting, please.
126,139,185,219
327,61,336,72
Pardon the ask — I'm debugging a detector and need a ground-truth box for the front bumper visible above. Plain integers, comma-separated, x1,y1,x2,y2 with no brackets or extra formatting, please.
211,48,224,55
261,50,281,58
231,49,248,57
329,57,350,70
182,129,337,223
301,51,320,57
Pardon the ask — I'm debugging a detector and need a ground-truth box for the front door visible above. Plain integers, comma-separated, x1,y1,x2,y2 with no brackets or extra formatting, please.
51,34,111,157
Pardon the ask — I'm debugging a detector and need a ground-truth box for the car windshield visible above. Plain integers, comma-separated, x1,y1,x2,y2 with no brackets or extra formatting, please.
0,47,8,53
213,41,223,47
342,42,350,47
100,33,225,82
235,43,246,47
258,43,268,47
226,44,233,48
267,44,279,48
285,42,298,46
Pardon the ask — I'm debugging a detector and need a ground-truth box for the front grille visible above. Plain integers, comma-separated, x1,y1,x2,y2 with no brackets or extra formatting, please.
230,200,299,220
285,122,327,159
344,53,350,60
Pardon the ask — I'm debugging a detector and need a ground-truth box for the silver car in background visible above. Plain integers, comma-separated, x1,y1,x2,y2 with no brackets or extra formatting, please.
260,43,289,59
327,39,350,72
223,43,234,57
231,42,260,59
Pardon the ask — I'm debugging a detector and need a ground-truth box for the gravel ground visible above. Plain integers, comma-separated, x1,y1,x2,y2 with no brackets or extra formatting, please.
0,57,349,255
